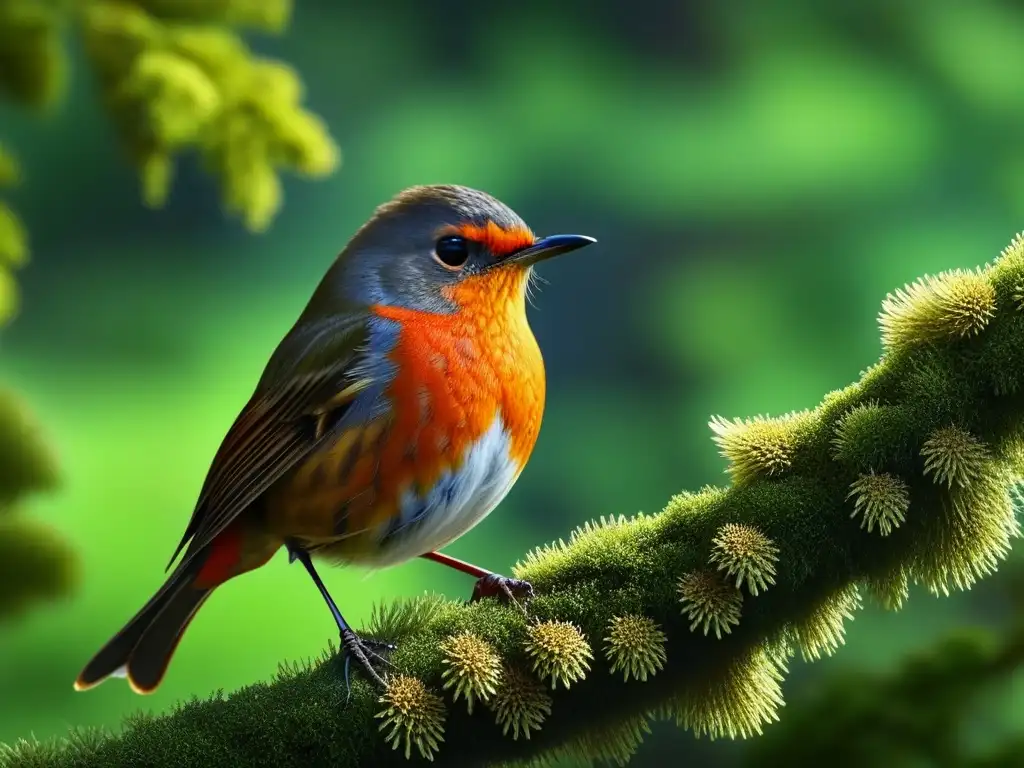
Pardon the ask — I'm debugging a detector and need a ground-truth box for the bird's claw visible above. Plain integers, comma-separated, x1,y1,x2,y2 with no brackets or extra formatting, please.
339,627,395,699
471,574,535,607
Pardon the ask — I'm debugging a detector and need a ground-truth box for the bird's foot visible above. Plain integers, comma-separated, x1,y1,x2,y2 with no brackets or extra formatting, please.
471,573,535,605
339,627,396,696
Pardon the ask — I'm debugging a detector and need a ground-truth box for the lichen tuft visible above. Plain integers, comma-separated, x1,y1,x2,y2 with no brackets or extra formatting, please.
847,471,909,536
878,268,996,350
677,570,743,638
603,614,668,683
439,631,502,714
913,470,1020,595
1013,283,1024,312
708,411,811,485
789,585,862,662
921,426,990,490
375,674,446,761
668,646,785,739
863,568,910,611
709,522,779,596
524,620,593,690
489,665,553,740
556,715,654,766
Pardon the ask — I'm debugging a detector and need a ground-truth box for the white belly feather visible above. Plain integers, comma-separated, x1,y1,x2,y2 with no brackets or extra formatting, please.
369,413,522,567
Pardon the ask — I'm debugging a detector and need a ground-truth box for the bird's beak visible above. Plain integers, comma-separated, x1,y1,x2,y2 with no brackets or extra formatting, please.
507,234,597,267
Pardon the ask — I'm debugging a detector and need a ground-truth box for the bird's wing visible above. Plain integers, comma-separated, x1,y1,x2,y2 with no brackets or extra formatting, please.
167,315,376,570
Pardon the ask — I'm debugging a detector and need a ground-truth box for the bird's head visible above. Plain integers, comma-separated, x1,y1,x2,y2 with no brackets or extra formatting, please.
311,185,596,316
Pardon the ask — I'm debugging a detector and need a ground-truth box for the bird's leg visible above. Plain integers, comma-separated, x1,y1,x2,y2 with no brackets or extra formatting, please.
421,551,534,606
286,542,395,693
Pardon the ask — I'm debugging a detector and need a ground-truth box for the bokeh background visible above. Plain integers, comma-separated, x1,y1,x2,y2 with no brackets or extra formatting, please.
2,0,1024,765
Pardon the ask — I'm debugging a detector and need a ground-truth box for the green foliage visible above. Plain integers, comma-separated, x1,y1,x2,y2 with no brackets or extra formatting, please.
0,0,67,109
0,0,339,630
0,387,58,508
0,384,71,624
0,0,339,274
3,235,1024,765
0,518,78,621
81,0,339,230
0,141,26,326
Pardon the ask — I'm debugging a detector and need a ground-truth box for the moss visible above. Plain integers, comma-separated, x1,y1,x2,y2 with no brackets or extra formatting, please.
4,237,1024,765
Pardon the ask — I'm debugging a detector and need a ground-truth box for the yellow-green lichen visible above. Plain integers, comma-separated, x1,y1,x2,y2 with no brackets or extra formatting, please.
879,268,996,350
677,569,743,638
921,426,990,489
439,631,502,714
847,471,909,536
913,469,1020,596
862,567,910,612
489,665,553,740
524,620,593,690
709,522,779,596
789,585,862,662
603,614,667,683
708,410,812,486
552,715,654,767
667,646,785,740
375,674,446,761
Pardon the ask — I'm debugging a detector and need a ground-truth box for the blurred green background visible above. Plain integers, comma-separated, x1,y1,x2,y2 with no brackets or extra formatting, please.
2,0,1024,765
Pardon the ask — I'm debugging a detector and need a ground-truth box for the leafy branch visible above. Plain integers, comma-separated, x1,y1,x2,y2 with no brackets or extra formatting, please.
0,0,339,306
4,233,1024,766
0,0,338,626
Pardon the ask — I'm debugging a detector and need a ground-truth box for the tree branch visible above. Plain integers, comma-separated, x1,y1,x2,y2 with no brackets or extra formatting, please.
5,234,1024,767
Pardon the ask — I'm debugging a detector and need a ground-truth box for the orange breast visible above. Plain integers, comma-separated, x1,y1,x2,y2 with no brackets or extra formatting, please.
266,266,546,555
371,266,546,485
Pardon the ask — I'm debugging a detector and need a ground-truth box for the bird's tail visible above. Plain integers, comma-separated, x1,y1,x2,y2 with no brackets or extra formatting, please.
74,554,213,695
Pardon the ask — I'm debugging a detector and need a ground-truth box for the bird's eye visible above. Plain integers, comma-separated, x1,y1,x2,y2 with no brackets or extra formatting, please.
433,235,470,269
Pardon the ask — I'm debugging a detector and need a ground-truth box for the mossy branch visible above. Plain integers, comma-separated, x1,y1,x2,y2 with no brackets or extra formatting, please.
6,235,1024,766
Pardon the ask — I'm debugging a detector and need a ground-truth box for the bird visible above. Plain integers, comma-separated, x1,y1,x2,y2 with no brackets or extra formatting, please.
73,184,596,695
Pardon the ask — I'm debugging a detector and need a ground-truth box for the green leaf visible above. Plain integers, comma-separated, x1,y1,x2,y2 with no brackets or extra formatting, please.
0,266,15,326
131,0,292,33
0,517,78,623
0,143,21,187
0,387,59,509
0,202,28,268
0,0,67,109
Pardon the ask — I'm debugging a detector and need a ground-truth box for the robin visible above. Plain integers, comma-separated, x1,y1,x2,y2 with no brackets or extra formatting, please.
73,184,596,694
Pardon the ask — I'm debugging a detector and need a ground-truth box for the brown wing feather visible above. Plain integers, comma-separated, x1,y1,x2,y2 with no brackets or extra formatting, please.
166,320,370,571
